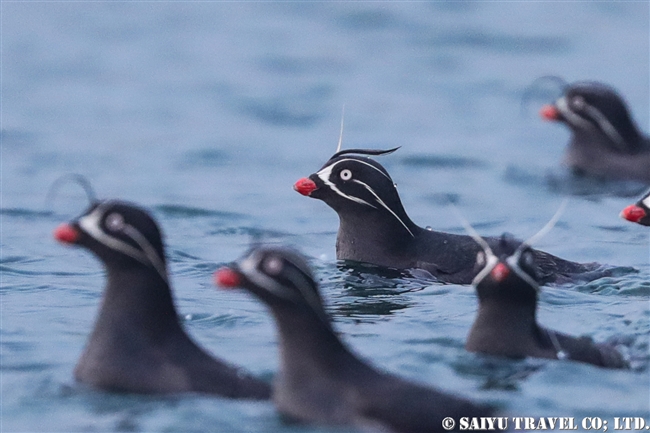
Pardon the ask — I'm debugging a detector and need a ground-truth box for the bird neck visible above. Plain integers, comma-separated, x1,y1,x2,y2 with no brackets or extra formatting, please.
466,299,539,356
96,264,182,341
271,305,360,384
336,206,421,265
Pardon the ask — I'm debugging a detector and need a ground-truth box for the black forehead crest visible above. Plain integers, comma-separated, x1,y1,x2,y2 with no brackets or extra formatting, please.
322,149,398,179
322,155,393,179
497,233,526,257
329,146,400,160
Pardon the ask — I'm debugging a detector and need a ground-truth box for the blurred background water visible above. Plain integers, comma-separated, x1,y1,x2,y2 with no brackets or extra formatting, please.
2,2,649,432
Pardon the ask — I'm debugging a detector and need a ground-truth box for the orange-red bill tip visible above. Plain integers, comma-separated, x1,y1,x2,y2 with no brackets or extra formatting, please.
53,223,79,244
491,262,510,282
293,177,317,196
620,204,646,223
214,267,241,288
540,104,560,121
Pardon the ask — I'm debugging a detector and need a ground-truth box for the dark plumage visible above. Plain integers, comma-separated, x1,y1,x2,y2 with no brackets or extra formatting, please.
466,235,629,369
216,246,498,432
294,150,604,285
620,189,650,226
540,81,650,183
54,200,271,398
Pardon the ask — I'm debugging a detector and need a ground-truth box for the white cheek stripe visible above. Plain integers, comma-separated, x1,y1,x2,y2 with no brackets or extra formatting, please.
238,253,329,323
79,208,149,264
472,254,499,286
352,179,414,237
641,193,650,210
238,254,302,304
122,225,168,284
472,252,540,292
316,164,377,209
317,158,393,182
582,103,627,151
557,96,628,151
283,266,327,319
506,254,540,292
556,97,596,132
78,206,168,283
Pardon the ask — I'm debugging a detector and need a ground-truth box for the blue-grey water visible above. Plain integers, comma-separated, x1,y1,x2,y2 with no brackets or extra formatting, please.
2,3,649,432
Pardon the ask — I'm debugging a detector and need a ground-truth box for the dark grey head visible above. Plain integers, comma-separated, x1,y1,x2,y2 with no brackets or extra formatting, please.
541,81,643,153
472,235,541,305
216,246,330,324
454,201,567,303
54,200,168,282
293,148,415,237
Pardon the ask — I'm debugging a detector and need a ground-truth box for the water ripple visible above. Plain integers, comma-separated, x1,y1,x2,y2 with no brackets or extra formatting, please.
176,148,230,169
0,208,53,219
207,226,292,239
400,154,487,169
154,204,244,220
416,29,570,54
237,84,332,127
454,356,546,391
575,275,650,297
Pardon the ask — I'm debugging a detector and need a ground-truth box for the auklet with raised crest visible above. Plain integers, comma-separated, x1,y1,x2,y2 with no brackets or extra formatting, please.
540,81,650,183
215,245,499,432
294,148,608,285
466,233,628,369
54,199,271,398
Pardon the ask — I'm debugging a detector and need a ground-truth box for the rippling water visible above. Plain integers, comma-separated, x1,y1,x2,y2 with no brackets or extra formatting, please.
2,2,649,432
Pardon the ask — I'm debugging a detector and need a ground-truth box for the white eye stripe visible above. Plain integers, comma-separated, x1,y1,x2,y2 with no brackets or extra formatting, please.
472,252,539,291
122,225,168,283
282,265,325,318
472,253,499,286
506,254,540,291
315,158,407,214
239,253,301,303
238,253,330,324
556,96,595,131
316,165,377,209
78,204,168,283
557,96,627,151
79,206,147,264
352,179,414,237
317,158,392,182
642,194,650,209
581,103,627,151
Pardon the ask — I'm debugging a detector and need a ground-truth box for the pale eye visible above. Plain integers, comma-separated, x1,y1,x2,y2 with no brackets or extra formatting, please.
340,169,352,181
476,251,486,267
571,95,585,110
263,257,283,275
522,251,535,268
105,213,125,232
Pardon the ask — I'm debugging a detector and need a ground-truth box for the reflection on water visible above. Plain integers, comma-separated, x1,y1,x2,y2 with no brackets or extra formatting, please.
504,165,649,198
454,355,545,391
323,261,435,319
